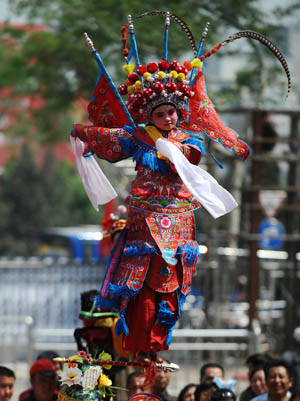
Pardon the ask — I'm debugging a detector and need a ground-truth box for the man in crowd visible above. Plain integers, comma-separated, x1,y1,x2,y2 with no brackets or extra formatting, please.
0,366,15,401
200,363,224,383
151,358,176,401
239,353,272,401
19,359,57,401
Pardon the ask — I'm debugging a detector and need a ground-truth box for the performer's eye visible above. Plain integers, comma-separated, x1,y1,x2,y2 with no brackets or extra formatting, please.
155,113,164,118
168,108,176,116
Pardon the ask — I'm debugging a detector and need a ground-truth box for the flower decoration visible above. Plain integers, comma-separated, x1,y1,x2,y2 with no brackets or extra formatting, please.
58,351,115,401
59,367,82,387
99,374,112,388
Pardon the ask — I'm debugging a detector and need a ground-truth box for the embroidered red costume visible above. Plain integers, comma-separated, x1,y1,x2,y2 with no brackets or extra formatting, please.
72,123,203,352
70,10,296,355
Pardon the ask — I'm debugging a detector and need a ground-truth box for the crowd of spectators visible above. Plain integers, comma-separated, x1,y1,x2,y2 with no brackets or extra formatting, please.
2,327,300,401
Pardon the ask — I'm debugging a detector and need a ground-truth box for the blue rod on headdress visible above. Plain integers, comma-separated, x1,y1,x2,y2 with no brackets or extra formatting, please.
127,15,140,66
163,12,170,61
84,33,136,128
189,22,210,87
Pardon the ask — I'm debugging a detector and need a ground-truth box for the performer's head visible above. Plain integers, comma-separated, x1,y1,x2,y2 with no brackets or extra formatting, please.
119,59,192,126
149,103,178,131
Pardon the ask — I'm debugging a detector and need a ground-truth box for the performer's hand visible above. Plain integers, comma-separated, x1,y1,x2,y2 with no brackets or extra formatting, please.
71,123,87,142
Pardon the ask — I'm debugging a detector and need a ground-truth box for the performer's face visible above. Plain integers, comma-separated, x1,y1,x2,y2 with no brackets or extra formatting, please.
150,104,178,131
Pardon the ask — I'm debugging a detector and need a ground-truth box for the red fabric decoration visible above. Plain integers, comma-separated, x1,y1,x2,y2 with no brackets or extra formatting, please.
88,75,130,128
123,283,178,352
180,70,250,159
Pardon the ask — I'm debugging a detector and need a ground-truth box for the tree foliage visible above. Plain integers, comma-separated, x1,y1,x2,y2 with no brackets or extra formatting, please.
1,0,298,142
0,145,99,255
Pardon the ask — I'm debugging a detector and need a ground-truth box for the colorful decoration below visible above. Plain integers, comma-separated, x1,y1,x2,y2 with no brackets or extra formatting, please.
58,351,114,401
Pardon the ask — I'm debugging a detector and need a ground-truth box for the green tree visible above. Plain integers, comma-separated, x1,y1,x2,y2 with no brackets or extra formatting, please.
1,0,298,141
0,144,99,255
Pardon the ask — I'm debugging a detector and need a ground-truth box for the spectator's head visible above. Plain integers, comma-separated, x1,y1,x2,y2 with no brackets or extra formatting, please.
30,359,57,401
36,351,60,371
178,384,197,401
0,367,15,401
194,381,218,401
200,364,224,383
246,354,272,374
249,366,268,396
152,359,171,395
211,389,236,401
264,359,293,399
127,372,149,396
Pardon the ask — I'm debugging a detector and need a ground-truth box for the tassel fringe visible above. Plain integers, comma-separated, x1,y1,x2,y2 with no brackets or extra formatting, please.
157,300,177,346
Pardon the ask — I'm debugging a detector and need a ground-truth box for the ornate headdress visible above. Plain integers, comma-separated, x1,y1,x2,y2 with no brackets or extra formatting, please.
85,11,290,160
117,13,206,123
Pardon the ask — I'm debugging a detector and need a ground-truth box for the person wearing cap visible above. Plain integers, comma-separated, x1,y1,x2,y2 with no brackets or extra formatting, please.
0,366,15,401
19,359,57,401
282,327,300,395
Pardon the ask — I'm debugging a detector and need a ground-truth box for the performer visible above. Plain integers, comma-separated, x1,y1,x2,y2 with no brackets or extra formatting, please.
70,11,290,356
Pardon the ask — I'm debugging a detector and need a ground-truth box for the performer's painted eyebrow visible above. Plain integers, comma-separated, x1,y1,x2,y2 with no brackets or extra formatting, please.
154,112,165,117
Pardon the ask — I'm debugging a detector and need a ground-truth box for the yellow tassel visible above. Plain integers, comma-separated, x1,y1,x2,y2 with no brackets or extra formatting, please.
191,58,202,69
145,126,163,143
122,64,135,75
170,70,178,79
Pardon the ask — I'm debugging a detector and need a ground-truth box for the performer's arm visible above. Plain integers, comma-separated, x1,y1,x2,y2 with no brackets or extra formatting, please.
71,124,133,162
172,141,202,165
165,138,203,173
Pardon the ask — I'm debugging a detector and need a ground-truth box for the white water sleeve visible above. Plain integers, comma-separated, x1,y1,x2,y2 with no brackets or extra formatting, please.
156,138,238,219
70,136,117,210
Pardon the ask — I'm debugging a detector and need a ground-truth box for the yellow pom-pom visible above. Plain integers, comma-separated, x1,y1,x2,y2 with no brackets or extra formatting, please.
127,85,135,94
170,70,178,79
122,64,135,75
157,71,166,79
191,58,202,69
135,80,142,89
177,73,185,82
143,72,152,80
